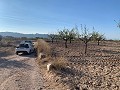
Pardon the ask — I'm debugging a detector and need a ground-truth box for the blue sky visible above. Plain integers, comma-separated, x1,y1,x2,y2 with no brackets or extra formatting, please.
0,0,120,39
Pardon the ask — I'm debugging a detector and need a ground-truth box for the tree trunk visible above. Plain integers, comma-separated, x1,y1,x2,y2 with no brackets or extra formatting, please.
85,42,87,54
56,39,57,42
55,39,58,44
65,40,67,48
70,39,72,43
52,38,53,43
98,40,100,45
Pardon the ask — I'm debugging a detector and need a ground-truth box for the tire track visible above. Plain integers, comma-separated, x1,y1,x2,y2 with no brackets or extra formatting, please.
0,54,44,90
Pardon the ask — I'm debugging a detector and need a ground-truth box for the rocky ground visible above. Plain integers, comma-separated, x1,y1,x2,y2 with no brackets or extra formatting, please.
48,40,120,90
0,40,120,90
0,47,45,90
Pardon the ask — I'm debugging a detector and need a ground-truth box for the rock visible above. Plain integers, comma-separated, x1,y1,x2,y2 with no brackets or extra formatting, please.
47,63,52,71
38,53,46,59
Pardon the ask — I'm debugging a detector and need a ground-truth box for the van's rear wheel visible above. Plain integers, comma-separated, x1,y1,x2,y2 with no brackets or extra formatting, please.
29,50,32,54
26,50,31,55
22,51,27,55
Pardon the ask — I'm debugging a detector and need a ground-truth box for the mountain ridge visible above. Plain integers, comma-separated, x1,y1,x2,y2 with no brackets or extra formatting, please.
0,32,48,38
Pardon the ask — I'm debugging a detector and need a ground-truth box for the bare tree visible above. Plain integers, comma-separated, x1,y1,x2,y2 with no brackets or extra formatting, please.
114,20,120,28
69,26,78,43
80,25,92,54
58,28,69,48
91,31,105,45
54,34,60,43
0,35,2,41
0,35,2,46
48,34,56,43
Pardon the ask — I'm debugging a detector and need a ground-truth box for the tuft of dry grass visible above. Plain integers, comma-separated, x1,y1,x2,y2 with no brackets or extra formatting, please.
38,56,69,72
35,39,69,72
36,39,71,89
35,39,51,57
51,57,69,71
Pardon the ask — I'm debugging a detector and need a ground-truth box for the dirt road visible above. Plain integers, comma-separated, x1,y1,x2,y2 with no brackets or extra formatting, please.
0,54,44,90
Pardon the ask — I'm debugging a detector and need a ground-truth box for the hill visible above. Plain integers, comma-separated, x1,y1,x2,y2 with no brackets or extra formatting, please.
0,32,48,38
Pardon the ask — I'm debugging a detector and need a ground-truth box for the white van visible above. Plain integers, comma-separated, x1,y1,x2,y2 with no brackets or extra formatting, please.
15,43,34,55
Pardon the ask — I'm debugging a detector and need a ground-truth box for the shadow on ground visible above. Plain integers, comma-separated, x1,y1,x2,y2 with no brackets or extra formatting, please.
17,52,36,58
0,52,13,57
0,58,31,69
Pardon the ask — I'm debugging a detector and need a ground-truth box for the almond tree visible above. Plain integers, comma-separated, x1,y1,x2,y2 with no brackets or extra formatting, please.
0,35,2,41
91,31,105,45
58,28,69,48
80,25,92,54
69,27,78,43
114,20,120,28
0,35,2,46
48,34,56,43
54,34,60,43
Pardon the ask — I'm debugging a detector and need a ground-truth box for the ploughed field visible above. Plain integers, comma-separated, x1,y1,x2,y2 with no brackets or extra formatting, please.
49,40,120,90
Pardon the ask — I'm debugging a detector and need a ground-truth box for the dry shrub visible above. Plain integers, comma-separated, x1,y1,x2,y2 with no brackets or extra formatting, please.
38,56,52,64
51,57,69,71
33,42,38,49
36,39,51,56
38,56,69,72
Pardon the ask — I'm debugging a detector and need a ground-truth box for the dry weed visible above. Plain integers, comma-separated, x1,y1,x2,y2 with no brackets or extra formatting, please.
51,57,69,71
36,39,51,56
